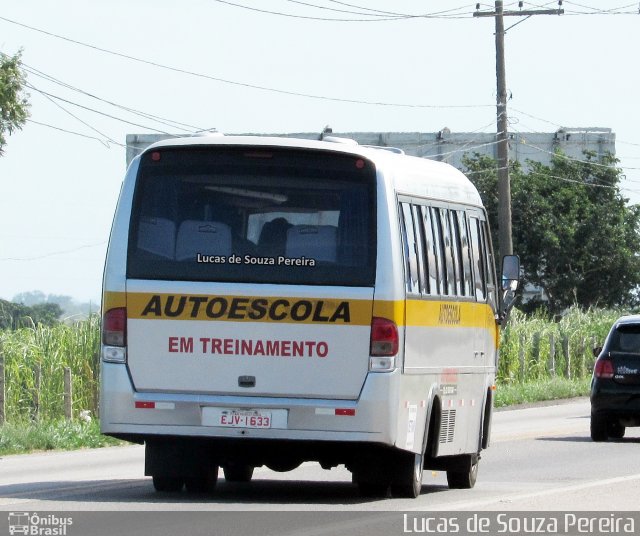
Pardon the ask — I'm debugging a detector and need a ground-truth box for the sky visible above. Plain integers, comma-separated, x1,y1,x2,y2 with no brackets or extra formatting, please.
1,1,639,305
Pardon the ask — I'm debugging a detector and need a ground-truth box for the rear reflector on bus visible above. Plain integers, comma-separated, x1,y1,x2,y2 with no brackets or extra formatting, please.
369,317,398,372
315,408,356,416
135,401,176,410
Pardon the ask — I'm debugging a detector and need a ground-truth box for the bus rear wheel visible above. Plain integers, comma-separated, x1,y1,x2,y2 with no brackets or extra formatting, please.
390,451,424,498
152,475,184,492
223,463,254,483
446,456,478,489
352,468,391,498
184,465,219,494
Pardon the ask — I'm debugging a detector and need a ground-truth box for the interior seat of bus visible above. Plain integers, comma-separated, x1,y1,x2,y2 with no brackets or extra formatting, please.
175,220,232,261
285,225,338,262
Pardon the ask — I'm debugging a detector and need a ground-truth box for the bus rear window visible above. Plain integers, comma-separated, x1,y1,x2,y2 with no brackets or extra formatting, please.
127,147,376,286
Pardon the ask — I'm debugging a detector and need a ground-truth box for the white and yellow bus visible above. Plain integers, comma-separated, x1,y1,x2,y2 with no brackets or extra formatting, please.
101,134,518,498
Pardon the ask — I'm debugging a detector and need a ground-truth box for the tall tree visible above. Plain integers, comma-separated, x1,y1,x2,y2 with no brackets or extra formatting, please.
0,50,30,155
462,151,640,313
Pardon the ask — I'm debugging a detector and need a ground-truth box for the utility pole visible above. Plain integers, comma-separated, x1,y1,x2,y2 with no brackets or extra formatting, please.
474,1,564,257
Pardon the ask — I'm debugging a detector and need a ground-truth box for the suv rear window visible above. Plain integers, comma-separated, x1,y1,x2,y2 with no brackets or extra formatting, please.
127,146,376,286
610,324,640,354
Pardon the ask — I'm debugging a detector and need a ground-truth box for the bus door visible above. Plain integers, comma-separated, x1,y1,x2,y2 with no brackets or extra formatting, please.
467,211,497,370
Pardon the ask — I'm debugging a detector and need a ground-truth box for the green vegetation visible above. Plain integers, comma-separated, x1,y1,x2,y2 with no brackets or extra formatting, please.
494,377,590,408
0,419,122,455
0,49,30,155
0,315,100,422
497,306,619,384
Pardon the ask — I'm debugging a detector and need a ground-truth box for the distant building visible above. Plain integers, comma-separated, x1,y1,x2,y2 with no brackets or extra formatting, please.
126,127,615,169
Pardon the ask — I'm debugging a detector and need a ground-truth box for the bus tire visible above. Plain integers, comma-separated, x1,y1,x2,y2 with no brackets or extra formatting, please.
223,463,254,483
152,475,184,492
184,465,219,494
446,456,478,489
390,450,424,498
356,479,390,498
353,469,391,498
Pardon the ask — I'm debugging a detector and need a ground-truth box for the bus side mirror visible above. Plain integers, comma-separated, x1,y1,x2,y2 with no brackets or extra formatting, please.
499,255,520,324
501,255,520,292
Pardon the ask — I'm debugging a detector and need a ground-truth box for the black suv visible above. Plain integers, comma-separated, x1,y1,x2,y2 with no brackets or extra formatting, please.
591,316,640,441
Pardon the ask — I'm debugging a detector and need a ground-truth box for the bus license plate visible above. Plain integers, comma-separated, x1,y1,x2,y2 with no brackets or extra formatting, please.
218,409,272,429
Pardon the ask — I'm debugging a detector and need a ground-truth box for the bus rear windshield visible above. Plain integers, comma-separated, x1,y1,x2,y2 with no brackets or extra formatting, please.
127,146,376,286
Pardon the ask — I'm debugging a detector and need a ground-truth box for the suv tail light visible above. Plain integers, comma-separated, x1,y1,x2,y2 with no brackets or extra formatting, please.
594,358,614,379
369,317,398,372
103,307,127,347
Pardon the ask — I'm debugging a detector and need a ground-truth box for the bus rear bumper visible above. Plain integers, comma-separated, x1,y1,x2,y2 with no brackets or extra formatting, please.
100,362,398,446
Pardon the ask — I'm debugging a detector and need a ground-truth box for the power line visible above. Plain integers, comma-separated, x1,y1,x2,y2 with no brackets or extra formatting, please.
29,82,122,146
305,0,474,18
0,15,494,110
212,0,408,21
212,0,475,21
20,61,203,133
326,0,414,17
0,241,107,262
26,83,172,135
282,0,394,17
26,118,120,147
561,1,639,15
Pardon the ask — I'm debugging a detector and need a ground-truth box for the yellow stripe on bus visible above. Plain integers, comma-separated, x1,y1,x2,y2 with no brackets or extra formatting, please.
102,291,498,334
124,292,372,325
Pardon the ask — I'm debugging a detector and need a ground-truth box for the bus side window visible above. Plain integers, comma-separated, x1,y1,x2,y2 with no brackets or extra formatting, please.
449,209,464,296
421,205,440,296
439,208,456,296
400,202,420,294
431,207,447,295
411,204,429,294
456,210,473,297
469,216,487,301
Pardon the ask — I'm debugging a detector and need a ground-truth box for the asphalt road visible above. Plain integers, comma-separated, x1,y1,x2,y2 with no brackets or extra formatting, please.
0,398,639,535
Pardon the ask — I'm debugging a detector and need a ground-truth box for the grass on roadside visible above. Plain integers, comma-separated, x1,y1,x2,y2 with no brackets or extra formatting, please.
494,376,591,408
0,419,124,456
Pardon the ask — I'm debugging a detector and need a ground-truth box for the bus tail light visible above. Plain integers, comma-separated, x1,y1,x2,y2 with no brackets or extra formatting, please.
594,358,614,379
102,307,127,363
369,317,398,372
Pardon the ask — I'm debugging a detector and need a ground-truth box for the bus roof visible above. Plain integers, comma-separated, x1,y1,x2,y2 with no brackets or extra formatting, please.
143,135,483,207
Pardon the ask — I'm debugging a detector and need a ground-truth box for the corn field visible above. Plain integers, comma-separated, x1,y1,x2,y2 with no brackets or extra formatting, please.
0,308,627,423
498,307,623,384
0,315,100,423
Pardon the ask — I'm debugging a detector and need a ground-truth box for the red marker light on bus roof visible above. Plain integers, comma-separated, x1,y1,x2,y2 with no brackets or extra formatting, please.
355,159,365,169
151,151,161,161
